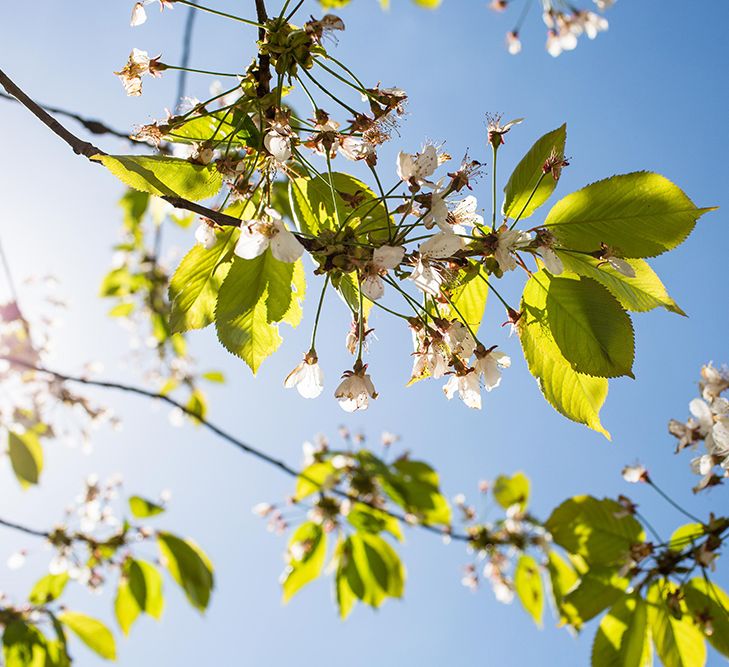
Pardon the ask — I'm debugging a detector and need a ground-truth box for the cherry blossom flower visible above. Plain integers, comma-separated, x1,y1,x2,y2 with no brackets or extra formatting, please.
598,246,635,278
506,31,522,55
115,48,165,97
494,226,532,273
473,347,511,391
486,114,523,147
284,352,324,399
700,364,729,401
410,329,449,382
622,464,649,483
444,369,482,410
397,142,442,187
6,551,26,570
264,122,293,163
234,208,304,263
443,321,476,359
335,364,377,412
131,2,147,26
194,221,217,250
360,245,405,300
411,231,464,296
535,229,563,274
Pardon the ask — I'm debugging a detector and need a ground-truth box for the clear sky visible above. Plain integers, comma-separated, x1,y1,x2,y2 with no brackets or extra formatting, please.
1,1,728,665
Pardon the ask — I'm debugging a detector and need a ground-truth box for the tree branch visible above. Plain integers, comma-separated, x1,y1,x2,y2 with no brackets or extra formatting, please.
0,68,243,229
1,356,467,542
0,517,50,539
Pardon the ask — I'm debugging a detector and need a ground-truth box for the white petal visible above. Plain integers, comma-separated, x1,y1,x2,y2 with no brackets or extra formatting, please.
361,275,385,301
131,2,147,26
264,132,292,163
443,376,459,400
689,398,714,431
194,222,217,250
420,231,463,259
270,227,304,263
541,247,564,275
372,245,405,271
234,224,269,259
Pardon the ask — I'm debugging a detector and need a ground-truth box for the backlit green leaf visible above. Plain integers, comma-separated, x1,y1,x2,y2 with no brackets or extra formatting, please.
281,522,327,603
29,574,69,605
157,533,214,612
128,495,165,519
591,595,652,667
544,172,712,258
8,430,43,488
503,124,566,221
514,554,544,627
683,578,729,658
58,611,116,661
93,155,223,201
493,471,530,511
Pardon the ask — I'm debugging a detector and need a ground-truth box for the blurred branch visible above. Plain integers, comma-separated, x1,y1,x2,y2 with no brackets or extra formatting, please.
0,356,467,542
0,517,50,539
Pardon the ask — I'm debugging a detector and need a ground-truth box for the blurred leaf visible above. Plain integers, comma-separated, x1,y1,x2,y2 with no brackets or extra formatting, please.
514,554,544,626
8,430,43,488
281,522,327,602
591,595,652,667
667,523,705,552
562,567,629,628
493,472,530,511
29,573,69,605
157,533,214,612
546,550,579,619
128,495,165,519
647,582,706,667
347,503,404,541
546,496,645,567
295,461,337,501
115,559,164,635
58,611,116,661
683,578,729,657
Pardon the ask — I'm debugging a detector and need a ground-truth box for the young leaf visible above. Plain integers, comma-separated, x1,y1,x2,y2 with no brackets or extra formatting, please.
539,271,635,379
503,123,566,221
441,266,489,332
667,523,705,552
28,573,69,605
544,172,713,258
591,595,652,667
289,172,393,241
281,522,327,603
157,533,214,612
492,472,530,511
381,460,452,527
514,554,544,627
682,578,729,658
546,551,579,619
8,430,43,488
647,582,707,667
561,567,629,628
334,537,358,620
128,496,165,519
347,503,404,542
348,532,405,607
2,621,54,667
58,611,116,661
168,228,238,333
294,461,338,501
114,578,141,637
215,252,306,373
519,272,611,438
556,252,685,315
115,559,164,635
545,496,645,567
92,155,223,201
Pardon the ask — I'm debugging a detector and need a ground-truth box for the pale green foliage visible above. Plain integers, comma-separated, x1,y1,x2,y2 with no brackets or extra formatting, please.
93,155,223,201
58,611,117,661
492,471,530,511
503,124,566,220
7,430,43,488
592,596,652,667
128,496,165,519
157,533,214,612
281,522,327,603
514,554,544,626
114,560,165,635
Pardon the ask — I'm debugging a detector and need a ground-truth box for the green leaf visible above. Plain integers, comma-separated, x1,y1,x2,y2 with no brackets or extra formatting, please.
683,578,729,658
294,461,338,501
519,271,611,437
168,228,238,333
157,533,214,612
545,496,645,567
289,173,393,241
381,460,451,527
92,155,223,201
546,551,579,619
29,573,69,605
561,568,629,628
544,172,713,258
667,523,705,552
281,522,327,603
118,188,149,232
201,371,225,383
503,124,566,221
215,252,306,373
3,621,53,667
164,111,257,147
538,271,635,379
115,559,165,635
334,537,358,620
514,554,544,627
58,611,116,661
345,533,405,609
492,472,530,511
556,252,685,315
592,595,652,667
443,265,489,332
347,503,404,542
128,495,165,519
647,582,707,667
107,302,135,318
8,430,43,488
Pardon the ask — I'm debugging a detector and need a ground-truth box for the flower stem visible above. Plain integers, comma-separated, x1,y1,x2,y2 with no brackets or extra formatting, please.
309,276,330,353
648,480,703,524
491,143,498,231
509,171,546,230
175,0,265,27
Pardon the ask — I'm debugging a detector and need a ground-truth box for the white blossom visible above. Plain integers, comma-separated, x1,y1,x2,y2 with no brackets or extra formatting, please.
397,143,441,185
360,245,405,301
194,222,217,250
130,2,147,26
335,367,377,412
234,208,304,263
474,348,511,391
444,370,482,410
494,226,532,273
284,354,324,399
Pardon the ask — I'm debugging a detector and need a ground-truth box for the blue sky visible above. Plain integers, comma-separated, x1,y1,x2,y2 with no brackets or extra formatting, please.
1,1,728,665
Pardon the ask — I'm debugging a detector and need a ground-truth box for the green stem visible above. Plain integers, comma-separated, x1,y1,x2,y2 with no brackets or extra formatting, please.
164,64,239,78
648,481,703,525
309,276,330,353
491,143,498,231
509,171,545,230
175,0,264,27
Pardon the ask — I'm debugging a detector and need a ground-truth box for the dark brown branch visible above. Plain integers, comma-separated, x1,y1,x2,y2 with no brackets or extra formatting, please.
0,517,50,539
1,356,467,542
0,68,242,228
254,0,272,102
